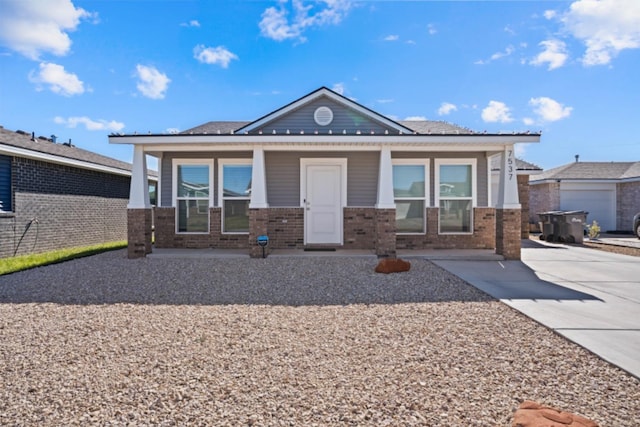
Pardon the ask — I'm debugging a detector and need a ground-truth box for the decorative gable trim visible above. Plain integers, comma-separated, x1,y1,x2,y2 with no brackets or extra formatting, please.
236,87,414,135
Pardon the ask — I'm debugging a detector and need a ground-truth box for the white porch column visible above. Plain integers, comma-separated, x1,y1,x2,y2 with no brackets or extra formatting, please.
376,146,396,209
128,145,150,209
496,145,521,209
249,147,268,208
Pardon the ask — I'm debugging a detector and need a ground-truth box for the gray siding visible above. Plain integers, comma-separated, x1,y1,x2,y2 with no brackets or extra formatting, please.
265,151,379,207
160,150,490,209
257,97,397,135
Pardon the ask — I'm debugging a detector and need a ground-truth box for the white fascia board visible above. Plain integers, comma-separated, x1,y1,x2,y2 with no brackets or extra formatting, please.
0,144,131,177
109,134,541,146
139,142,526,153
529,178,621,185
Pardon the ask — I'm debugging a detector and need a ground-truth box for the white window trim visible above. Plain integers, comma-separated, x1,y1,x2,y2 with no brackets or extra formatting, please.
172,158,214,234
435,158,477,235
392,158,430,235
218,158,252,234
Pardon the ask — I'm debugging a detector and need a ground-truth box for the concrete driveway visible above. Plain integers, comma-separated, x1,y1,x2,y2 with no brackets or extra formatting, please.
435,239,640,379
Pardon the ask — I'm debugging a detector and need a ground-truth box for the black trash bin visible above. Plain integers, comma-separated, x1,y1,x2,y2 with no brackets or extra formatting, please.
555,211,588,244
538,211,561,241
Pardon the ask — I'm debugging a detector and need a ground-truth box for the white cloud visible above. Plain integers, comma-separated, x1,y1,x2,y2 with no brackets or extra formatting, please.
544,10,557,19
259,0,353,42
560,0,640,66
376,99,394,104
332,82,345,95
166,127,180,134
437,102,458,116
404,116,427,121
427,24,437,35
54,116,124,131
530,39,568,70
384,35,399,41
0,0,96,59
180,20,200,27
481,101,513,123
29,62,85,96
523,117,535,126
475,45,515,65
135,64,170,100
529,97,572,122
193,45,238,68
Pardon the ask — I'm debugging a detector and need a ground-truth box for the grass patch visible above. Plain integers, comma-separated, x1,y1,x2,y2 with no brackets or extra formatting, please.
0,241,127,276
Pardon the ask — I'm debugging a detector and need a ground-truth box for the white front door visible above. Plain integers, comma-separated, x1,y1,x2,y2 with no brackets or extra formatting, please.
302,160,346,245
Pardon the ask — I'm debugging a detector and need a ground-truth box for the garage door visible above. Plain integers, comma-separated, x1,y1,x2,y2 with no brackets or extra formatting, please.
561,189,616,231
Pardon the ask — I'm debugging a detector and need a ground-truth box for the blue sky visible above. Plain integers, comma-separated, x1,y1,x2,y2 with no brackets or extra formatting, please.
1,0,638,171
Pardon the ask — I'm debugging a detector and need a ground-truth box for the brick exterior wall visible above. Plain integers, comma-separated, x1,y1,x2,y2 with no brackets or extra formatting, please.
529,182,560,225
397,207,496,250
496,208,521,260
518,175,530,238
127,208,152,258
249,208,269,258
0,157,130,258
267,208,304,249
616,182,640,232
344,207,376,249
375,209,396,257
153,207,249,249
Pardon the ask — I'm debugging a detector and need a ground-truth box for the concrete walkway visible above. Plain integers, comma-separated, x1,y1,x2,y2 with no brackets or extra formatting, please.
435,239,640,379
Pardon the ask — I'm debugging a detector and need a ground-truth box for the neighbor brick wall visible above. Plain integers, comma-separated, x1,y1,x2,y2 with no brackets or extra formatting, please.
616,182,640,232
1,157,130,258
529,182,560,225
396,207,496,250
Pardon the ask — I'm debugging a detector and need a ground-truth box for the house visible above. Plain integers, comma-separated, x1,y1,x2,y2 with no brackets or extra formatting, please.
0,126,157,258
110,87,540,259
529,160,640,232
489,157,542,238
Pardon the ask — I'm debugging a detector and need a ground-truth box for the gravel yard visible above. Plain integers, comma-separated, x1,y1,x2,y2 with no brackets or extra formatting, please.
1,250,638,426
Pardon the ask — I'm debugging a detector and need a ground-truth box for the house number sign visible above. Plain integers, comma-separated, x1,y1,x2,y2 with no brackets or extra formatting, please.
507,149,514,181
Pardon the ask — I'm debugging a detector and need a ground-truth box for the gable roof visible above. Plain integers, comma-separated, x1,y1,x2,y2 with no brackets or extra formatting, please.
235,86,415,135
530,161,640,183
0,126,154,177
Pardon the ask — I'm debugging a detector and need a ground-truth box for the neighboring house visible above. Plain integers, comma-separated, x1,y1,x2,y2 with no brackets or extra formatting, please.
490,157,543,238
0,126,157,258
529,160,640,232
110,87,540,259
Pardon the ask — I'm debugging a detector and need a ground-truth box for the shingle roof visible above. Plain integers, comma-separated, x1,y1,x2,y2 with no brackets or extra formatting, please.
182,121,250,134
0,126,134,173
530,161,640,182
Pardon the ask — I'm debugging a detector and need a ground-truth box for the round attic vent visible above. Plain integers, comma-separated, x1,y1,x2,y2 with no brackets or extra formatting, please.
314,106,333,126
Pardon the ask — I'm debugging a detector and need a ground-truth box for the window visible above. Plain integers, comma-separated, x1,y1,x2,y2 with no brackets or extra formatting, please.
0,155,11,212
392,159,429,233
436,159,476,234
218,159,252,233
173,159,213,233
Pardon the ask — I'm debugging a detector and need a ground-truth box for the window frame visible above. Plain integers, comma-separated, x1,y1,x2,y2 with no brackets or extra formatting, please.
392,158,430,235
172,158,214,234
218,158,252,234
0,154,12,213
435,158,477,235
